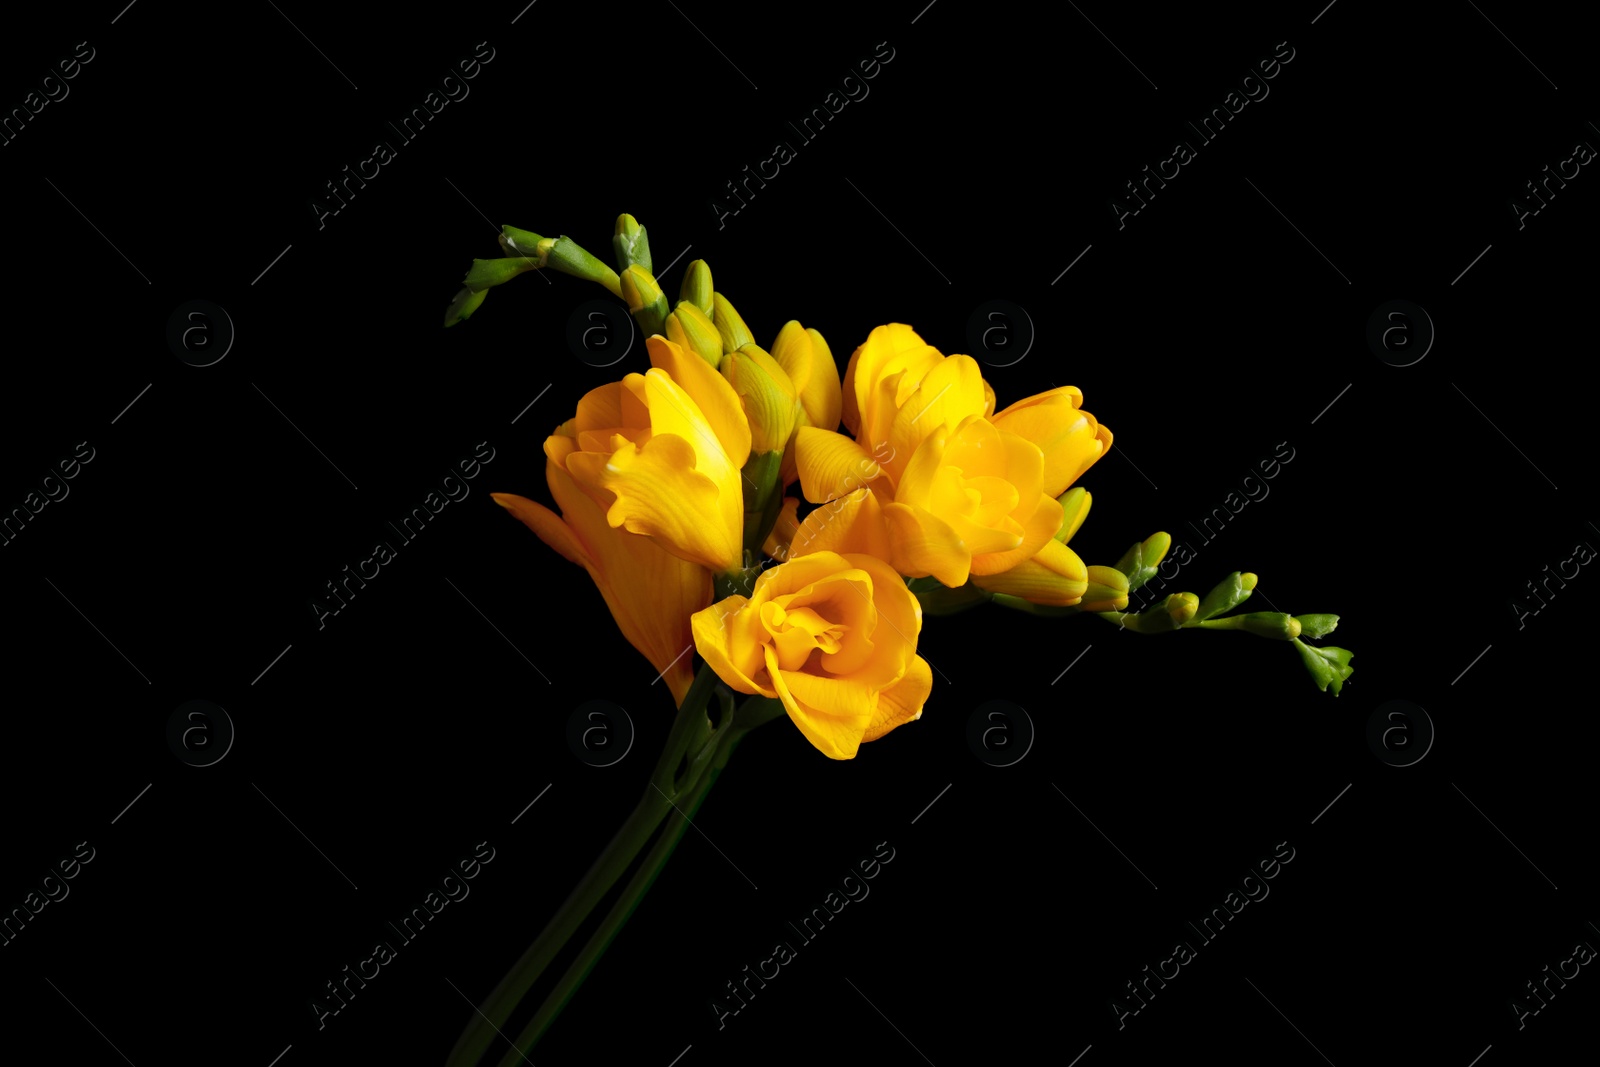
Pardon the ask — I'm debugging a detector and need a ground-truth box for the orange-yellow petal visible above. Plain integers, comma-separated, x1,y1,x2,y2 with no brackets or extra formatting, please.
692,593,768,695
568,431,740,572
646,336,752,468
493,486,708,706
991,386,1113,498
794,426,886,504
789,487,895,561
863,654,932,742
969,491,1064,576
883,501,970,587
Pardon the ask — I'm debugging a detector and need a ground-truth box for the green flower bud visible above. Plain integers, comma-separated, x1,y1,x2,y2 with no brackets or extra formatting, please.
1055,488,1091,544
1141,532,1172,572
1165,591,1199,626
1110,530,1169,593
1216,612,1302,640
722,344,799,455
543,235,623,298
665,300,722,366
620,264,669,337
499,226,547,259
1190,571,1255,623
612,213,652,274
712,291,754,354
1079,565,1130,612
680,260,713,318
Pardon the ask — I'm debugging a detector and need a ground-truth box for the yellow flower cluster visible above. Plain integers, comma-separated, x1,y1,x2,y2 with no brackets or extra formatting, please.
494,318,1112,759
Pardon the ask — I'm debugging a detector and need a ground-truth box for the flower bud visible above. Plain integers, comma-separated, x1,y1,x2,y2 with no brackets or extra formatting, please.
545,235,623,298
712,291,754,354
1140,532,1172,572
1237,612,1302,640
722,344,799,454
1079,564,1130,612
1165,591,1199,626
443,286,488,327
498,226,548,261
1192,571,1255,622
1110,530,1169,593
612,213,652,273
1054,488,1091,544
971,540,1088,606
680,259,713,317
620,264,669,337
770,321,844,433
664,301,722,366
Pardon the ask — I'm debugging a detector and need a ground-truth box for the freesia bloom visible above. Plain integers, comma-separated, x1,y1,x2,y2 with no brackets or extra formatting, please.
561,335,751,574
691,551,932,760
795,324,1111,589
491,443,709,706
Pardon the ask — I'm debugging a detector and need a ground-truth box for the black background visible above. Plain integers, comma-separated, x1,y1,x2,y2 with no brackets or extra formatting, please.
1,2,1594,1065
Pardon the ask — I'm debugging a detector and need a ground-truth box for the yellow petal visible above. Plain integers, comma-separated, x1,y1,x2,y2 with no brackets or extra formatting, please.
574,382,626,435
773,321,844,433
1056,487,1092,544
840,551,922,688
493,482,708,707
692,593,768,695
845,324,943,450
762,496,802,562
883,501,970,587
794,426,886,504
991,386,1112,498
887,353,988,467
789,487,895,560
863,654,931,742
646,336,752,469
970,491,1063,576
766,644,868,760
568,431,740,572
488,492,592,569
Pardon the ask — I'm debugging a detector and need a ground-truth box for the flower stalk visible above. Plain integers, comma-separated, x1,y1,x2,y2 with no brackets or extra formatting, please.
444,664,782,1067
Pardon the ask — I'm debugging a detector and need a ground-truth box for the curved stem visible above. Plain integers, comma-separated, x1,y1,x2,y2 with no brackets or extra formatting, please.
444,664,721,1067
491,695,785,1065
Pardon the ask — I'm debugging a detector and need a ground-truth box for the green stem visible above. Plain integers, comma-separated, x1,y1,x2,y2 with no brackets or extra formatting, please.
443,664,722,1067
493,695,784,1065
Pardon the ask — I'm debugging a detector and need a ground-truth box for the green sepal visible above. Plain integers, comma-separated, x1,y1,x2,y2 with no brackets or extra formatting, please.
1294,614,1340,639
1292,638,1354,695
443,287,488,327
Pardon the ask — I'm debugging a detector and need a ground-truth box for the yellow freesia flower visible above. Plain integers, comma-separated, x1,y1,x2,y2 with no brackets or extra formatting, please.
561,336,752,574
691,551,932,760
794,324,1113,590
491,437,710,706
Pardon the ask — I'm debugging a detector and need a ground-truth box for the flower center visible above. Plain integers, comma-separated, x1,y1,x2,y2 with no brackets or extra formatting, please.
760,601,847,671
